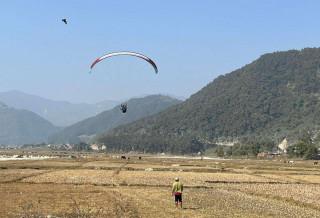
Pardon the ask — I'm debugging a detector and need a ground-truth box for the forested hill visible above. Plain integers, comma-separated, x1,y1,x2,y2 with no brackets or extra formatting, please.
98,48,320,154
48,95,181,144
0,107,60,145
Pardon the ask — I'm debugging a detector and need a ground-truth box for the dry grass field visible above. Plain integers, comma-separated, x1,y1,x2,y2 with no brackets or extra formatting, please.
0,151,320,217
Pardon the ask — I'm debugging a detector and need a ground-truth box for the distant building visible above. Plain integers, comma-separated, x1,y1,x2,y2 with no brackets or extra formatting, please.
269,152,282,156
278,138,288,153
90,144,106,150
91,144,99,150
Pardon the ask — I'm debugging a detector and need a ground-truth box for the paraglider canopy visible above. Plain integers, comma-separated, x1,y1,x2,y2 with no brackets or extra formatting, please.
89,51,158,74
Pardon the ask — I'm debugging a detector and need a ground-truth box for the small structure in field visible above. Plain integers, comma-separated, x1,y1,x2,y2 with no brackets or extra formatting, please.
278,138,289,153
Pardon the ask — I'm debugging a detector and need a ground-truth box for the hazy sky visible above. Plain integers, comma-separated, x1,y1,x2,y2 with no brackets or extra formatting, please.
1,0,320,103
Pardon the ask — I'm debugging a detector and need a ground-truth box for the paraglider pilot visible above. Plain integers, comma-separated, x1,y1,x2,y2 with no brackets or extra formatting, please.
120,103,127,113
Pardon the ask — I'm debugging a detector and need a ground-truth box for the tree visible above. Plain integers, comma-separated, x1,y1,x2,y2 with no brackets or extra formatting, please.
287,141,318,159
73,142,92,151
226,147,233,156
247,143,260,156
215,146,224,157
304,144,318,160
295,141,310,157
298,130,312,143
286,145,295,157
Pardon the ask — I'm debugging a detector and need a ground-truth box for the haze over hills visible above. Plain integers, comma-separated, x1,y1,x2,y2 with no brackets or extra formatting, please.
48,95,182,144
0,106,60,145
0,101,7,108
0,90,119,127
96,48,320,154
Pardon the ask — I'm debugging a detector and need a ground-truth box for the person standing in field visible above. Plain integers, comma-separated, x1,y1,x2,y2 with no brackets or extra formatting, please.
172,177,183,209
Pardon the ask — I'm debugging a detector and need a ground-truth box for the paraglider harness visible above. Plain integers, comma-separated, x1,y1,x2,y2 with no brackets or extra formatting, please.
120,103,127,113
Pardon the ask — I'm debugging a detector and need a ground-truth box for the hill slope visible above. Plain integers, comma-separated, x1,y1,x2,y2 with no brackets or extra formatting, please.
0,107,60,145
98,48,320,153
0,90,119,127
48,95,182,143
0,101,7,108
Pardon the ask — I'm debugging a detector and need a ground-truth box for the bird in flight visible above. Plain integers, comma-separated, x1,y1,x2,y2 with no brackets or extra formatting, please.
62,19,67,24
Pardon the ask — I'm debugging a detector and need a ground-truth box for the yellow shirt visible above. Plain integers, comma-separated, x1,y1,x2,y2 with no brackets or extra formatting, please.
172,182,183,193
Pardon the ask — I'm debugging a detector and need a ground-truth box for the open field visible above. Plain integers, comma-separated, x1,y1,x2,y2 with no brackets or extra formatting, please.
0,151,320,217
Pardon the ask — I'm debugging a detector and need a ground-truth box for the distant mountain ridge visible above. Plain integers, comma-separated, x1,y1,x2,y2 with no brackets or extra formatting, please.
0,106,60,145
97,48,320,154
48,95,182,144
0,101,7,108
0,90,119,127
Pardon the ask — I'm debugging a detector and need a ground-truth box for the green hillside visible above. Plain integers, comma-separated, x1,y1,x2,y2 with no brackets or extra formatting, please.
97,48,320,154
48,95,181,144
0,107,60,145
